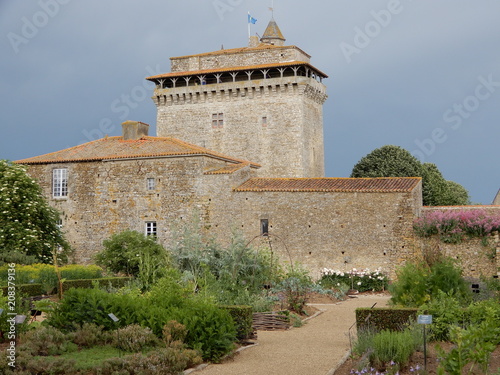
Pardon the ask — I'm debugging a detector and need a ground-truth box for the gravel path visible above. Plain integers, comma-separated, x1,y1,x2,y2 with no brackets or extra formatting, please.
196,294,390,375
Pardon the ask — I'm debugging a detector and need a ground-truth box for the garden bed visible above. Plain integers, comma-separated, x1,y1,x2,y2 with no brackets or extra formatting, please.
335,343,500,375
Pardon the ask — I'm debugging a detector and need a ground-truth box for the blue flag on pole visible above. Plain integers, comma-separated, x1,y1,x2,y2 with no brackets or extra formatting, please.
248,13,257,24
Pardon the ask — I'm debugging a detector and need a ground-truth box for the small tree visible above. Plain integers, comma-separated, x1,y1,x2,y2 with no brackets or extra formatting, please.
95,230,170,290
350,145,422,179
351,146,470,206
0,160,70,263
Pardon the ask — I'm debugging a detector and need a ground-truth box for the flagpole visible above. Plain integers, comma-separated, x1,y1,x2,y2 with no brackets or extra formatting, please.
248,12,251,39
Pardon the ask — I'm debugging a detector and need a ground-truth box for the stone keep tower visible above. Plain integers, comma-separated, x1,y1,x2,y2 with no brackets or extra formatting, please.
147,19,328,177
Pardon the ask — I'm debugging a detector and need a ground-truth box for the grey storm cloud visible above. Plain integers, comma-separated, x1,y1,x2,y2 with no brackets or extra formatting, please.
0,0,499,204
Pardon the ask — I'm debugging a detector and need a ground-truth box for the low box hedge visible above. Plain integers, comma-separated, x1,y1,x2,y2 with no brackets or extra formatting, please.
1,277,133,297
1,283,44,297
356,307,418,331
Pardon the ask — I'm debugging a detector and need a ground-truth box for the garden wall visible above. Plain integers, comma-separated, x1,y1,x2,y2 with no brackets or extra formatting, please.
420,206,500,278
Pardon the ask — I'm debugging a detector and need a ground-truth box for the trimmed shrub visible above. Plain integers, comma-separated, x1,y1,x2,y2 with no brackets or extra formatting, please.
0,263,105,288
14,352,78,375
356,308,418,332
1,283,43,297
59,264,103,280
69,323,113,347
112,324,160,352
97,347,202,375
19,326,77,356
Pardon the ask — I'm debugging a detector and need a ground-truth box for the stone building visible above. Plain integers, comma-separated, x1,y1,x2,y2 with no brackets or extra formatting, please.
17,18,431,278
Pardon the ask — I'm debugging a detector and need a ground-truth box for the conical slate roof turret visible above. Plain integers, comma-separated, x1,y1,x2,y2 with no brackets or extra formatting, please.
260,19,286,46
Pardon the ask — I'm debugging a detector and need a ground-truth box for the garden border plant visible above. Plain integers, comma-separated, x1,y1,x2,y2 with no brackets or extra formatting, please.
414,209,500,244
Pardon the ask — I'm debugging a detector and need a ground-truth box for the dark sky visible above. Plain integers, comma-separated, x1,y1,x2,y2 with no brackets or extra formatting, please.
1,0,499,204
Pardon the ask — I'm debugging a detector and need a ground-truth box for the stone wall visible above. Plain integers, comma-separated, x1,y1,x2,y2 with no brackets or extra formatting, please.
25,158,423,279
200,180,423,279
155,76,327,178
170,45,311,72
419,206,500,278
418,235,499,278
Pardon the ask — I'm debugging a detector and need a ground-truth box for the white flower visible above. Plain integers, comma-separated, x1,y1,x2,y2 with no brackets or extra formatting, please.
357,281,362,286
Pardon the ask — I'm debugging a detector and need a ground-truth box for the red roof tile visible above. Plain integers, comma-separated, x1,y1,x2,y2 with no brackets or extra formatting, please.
15,136,261,168
204,164,249,175
234,177,421,193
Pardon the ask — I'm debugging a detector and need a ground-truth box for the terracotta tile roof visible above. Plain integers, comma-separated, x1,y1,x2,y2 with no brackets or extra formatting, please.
204,164,249,175
146,61,328,80
234,177,421,193
171,44,310,60
15,136,261,168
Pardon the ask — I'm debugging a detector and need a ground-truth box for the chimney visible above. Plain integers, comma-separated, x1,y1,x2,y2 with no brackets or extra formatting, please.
121,121,149,140
248,35,259,48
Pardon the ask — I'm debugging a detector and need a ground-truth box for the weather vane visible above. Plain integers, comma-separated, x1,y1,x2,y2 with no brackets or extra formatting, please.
269,0,274,18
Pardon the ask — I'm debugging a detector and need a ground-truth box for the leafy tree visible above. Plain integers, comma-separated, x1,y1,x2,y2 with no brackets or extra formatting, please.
442,180,470,206
0,160,70,263
421,163,450,206
351,146,470,206
421,163,470,206
95,230,171,290
350,145,422,179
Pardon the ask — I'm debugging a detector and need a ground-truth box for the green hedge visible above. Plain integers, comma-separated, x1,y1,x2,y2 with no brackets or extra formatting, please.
60,277,132,292
1,277,133,297
356,307,418,331
1,283,44,297
221,305,253,341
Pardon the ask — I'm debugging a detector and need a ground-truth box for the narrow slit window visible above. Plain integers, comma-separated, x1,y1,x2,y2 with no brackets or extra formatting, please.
52,168,68,197
261,219,269,236
262,116,268,127
147,178,155,191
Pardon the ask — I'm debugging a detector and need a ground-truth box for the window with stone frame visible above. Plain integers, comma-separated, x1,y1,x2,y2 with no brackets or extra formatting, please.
145,221,157,237
52,168,68,198
212,113,224,128
147,177,156,191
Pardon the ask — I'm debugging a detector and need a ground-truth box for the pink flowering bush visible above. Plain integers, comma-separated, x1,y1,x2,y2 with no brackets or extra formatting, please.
319,267,389,292
413,209,500,243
